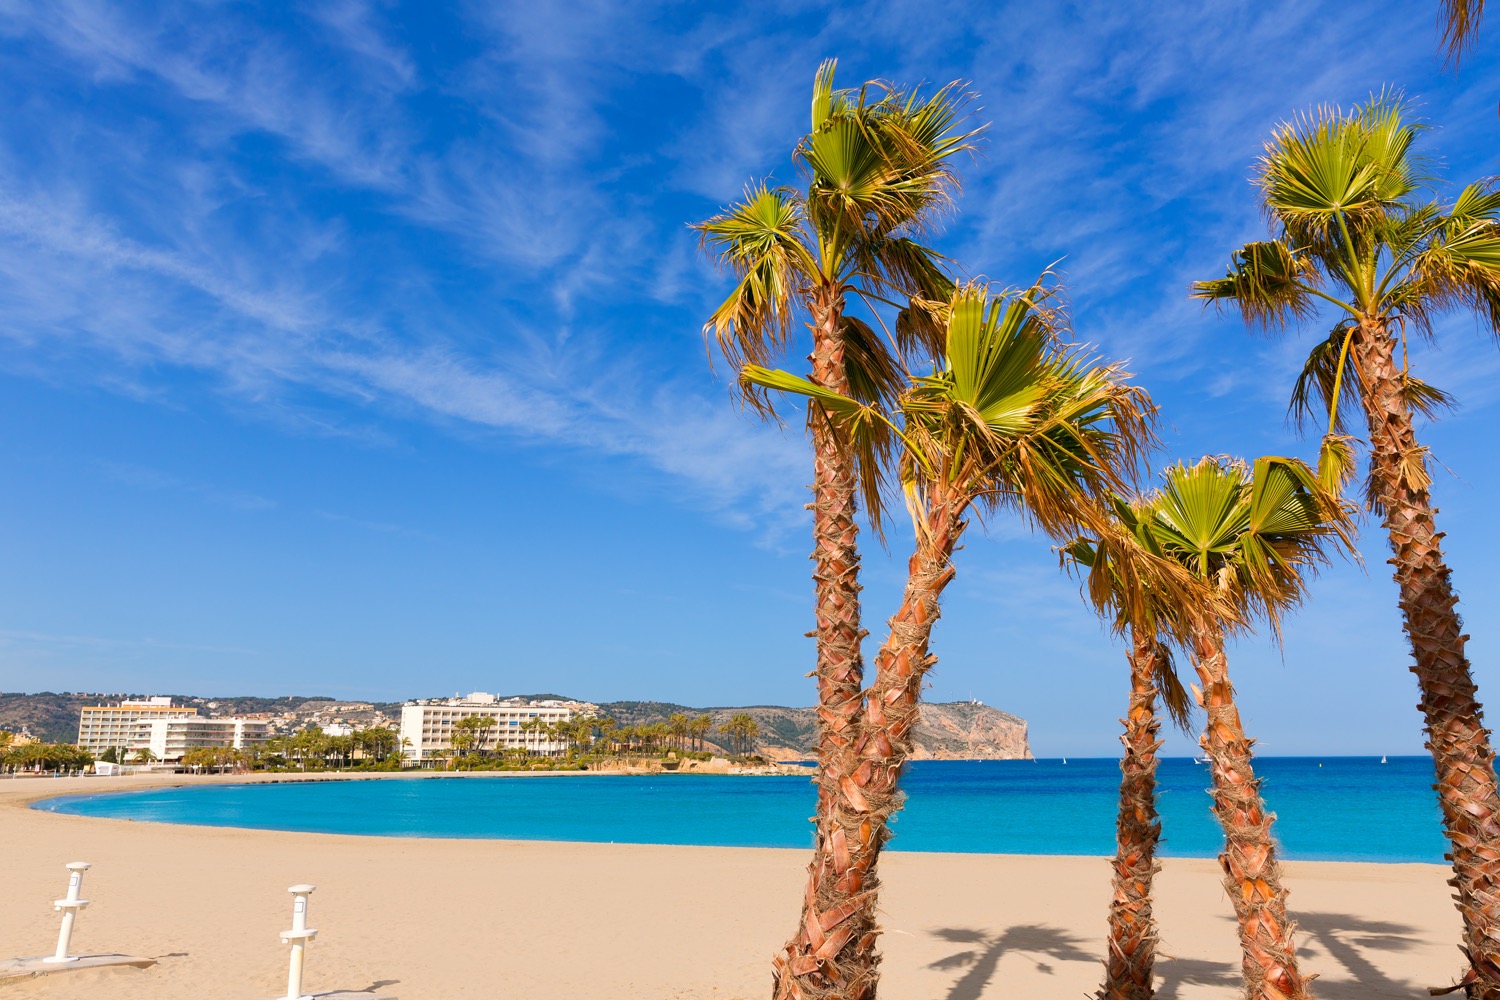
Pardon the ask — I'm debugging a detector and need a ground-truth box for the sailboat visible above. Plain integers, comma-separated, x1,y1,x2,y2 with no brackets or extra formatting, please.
1381,755,1388,764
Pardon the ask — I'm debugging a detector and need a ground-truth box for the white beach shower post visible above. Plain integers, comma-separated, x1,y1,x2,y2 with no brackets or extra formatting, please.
280,884,318,1000
0,861,156,984
42,862,90,964
268,883,392,1000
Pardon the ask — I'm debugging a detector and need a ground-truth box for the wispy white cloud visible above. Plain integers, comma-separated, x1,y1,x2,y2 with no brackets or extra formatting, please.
0,177,806,527
0,0,1496,546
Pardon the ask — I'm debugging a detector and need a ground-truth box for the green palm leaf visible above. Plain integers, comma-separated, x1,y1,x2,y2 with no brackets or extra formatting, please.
1145,456,1352,638
901,281,1154,539
697,184,814,373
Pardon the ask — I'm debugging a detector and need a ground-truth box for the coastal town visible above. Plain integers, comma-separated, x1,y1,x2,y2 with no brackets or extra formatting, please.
0,691,1032,772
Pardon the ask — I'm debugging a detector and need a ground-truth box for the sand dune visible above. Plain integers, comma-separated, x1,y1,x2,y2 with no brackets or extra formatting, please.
0,773,1462,999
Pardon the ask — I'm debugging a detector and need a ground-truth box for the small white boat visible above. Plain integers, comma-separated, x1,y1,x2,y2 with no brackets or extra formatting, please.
1062,757,1067,764
1381,755,1388,764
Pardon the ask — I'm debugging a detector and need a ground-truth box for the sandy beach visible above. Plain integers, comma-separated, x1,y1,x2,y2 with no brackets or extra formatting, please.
0,772,1462,999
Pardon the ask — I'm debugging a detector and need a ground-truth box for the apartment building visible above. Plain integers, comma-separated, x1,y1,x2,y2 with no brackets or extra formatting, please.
131,717,271,762
77,698,198,754
399,693,589,763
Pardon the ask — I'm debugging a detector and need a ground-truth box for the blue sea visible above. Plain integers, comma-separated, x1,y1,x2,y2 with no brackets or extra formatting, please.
39,757,1447,863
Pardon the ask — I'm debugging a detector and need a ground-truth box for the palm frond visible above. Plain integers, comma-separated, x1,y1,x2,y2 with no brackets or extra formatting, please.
695,184,814,381
1369,201,1443,266
1256,97,1420,248
896,293,951,363
810,59,837,133
1059,501,1223,648
1192,241,1318,329
1151,643,1195,735
1287,323,1362,434
1448,181,1500,226
1356,92,1428,204
1408,214,1500,333
902,281,1157,541
838,314,905,409
855,235,956,355
800,65,981,260
1146,455,1355,641
740,364,905,532
1316,433,1360,496
1439,0,1486,63
1405,372,1457,417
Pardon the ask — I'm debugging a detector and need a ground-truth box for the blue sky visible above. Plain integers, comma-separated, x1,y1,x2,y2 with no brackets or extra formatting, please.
1,1,1499,756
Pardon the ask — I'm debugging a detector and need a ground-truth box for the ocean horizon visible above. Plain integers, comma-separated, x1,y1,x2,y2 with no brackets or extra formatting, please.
38,756,1446,863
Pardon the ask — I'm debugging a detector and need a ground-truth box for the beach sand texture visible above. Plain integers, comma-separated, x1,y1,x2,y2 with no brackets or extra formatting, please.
0,774,1462,998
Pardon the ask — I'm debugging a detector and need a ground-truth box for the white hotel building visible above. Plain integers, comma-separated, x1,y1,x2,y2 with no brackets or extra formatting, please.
399,693,590,763
77,697,199,755
130,717,270,762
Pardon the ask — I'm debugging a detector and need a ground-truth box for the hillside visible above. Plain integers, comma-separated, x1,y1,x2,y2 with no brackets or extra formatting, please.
601,699,1031,760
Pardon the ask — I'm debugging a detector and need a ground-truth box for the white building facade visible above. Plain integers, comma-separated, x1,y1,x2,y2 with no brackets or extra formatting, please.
77,698,198,754
130,717,271,762
399,693,589,763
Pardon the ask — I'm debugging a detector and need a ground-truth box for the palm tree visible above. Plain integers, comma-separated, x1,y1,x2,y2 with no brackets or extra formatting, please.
691,714,712,752
667,712,691,751
696,64,978,996
745,279,1153,999
1193,96,1500,997
717,713,759,756
1143,456,1352,1000
1061,499,1206,1000
453,715,494,765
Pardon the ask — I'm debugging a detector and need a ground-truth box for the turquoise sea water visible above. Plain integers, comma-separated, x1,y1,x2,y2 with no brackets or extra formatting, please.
39,757,1447,863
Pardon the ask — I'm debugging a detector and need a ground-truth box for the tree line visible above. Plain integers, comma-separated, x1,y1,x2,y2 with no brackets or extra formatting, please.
441,712,760,769
0,731,94,774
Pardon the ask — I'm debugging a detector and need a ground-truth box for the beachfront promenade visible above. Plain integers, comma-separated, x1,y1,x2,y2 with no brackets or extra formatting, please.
0,772,1462,998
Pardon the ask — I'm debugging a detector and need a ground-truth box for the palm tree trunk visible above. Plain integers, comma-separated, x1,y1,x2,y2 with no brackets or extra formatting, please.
1352,319,1500,999
773,282,878,999
773,495,964,1000
1099,629,1166,1000
1194,631,1313,1000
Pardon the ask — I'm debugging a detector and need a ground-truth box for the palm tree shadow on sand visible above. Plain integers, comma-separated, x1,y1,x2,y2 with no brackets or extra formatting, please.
926,924,1094,1000
1295,910,1434,998
928,911,1432,999
1154,910,1433,999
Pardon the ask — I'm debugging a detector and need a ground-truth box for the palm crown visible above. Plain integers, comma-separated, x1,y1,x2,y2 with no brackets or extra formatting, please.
696,61,978,392
1144,456,1353,638
743,281,1155,536
1192,96,1500,489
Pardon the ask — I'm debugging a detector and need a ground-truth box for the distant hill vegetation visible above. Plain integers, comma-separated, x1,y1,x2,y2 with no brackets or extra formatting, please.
1,691,1031,760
